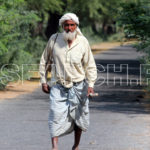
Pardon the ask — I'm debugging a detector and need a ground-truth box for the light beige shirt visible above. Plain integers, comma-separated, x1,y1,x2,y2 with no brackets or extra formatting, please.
39,33,97,88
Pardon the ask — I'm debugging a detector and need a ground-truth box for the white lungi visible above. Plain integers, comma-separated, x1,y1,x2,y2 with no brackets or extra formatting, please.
48,80,89,137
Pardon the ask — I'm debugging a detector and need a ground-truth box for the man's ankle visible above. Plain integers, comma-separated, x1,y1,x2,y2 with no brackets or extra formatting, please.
72,145,79,150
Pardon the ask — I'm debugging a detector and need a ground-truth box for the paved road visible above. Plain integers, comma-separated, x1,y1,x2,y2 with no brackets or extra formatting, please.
0,44,150,150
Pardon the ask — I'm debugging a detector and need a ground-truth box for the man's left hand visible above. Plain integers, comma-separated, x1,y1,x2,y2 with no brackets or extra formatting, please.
87,87,94,96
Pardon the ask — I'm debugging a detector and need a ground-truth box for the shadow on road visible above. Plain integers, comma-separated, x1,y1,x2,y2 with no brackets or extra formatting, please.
90,51,150,115
89,92,150,115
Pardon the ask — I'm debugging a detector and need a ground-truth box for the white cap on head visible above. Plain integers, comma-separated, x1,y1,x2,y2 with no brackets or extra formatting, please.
59,13,79,26
59,13,83,36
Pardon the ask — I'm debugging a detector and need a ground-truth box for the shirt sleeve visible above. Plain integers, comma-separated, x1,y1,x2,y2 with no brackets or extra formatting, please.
39,34,55,84
82,39,97,88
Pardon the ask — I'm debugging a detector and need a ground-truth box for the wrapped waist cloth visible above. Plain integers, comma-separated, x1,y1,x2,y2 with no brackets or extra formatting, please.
48,80,89,137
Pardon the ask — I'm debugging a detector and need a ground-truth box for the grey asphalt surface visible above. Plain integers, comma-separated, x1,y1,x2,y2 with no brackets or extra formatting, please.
0,44,150,150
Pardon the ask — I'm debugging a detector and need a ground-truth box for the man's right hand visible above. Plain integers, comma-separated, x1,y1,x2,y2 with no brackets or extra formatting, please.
42,83,50,94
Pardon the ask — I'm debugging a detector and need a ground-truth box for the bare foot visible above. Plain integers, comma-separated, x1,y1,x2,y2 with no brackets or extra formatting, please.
72,146,79,150
52,148,58,150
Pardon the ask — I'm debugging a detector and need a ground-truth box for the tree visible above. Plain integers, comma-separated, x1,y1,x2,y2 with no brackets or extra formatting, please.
118,0,150,88
0,0,39,89
118,1,150,40
25,0,64,37
65,0,124,35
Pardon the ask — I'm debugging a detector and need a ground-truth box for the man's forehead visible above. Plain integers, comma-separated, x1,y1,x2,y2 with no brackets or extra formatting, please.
64,20,76,24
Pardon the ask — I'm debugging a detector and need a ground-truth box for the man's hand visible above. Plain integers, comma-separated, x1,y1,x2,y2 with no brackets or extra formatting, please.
42,83,50,94
87,87,94,96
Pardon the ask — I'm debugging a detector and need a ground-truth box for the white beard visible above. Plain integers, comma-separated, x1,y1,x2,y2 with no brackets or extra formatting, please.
63,30,77,41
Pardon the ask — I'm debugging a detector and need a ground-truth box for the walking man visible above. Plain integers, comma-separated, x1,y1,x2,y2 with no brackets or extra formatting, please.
39,13,97,150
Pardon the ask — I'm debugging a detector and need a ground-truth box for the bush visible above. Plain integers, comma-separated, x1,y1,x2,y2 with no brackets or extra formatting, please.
0,0,40,89
118,1,150,41
107,32,125,42
118,1,150,92
81,26,103,45
26,36,47,63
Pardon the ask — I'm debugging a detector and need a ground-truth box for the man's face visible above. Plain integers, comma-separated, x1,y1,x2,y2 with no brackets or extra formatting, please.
63,20,77,33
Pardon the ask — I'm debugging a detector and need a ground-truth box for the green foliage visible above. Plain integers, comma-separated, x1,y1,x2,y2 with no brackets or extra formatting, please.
0,70,9,90
118,1,150,40
81,26,103,45
26,0,64,14
118,1,150,59
25,0,64,26
0,0,39,55
118,1,150,91
0,0,40,89
0,0,128,89
107,32,125,42
118,1,150,54
26,36,47,62
66,0,123,27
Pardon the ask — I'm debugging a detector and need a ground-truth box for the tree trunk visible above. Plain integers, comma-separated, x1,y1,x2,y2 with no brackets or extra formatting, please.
102,20,107,34
45,12,61,38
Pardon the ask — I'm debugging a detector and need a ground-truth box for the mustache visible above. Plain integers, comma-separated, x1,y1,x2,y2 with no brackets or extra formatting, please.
65,30,74,33
63,30,77,34
63,30,77,41
66,30,71,33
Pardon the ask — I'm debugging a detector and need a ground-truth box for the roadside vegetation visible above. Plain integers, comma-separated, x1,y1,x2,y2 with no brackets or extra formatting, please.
0,0,149,89
118,0,150,90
